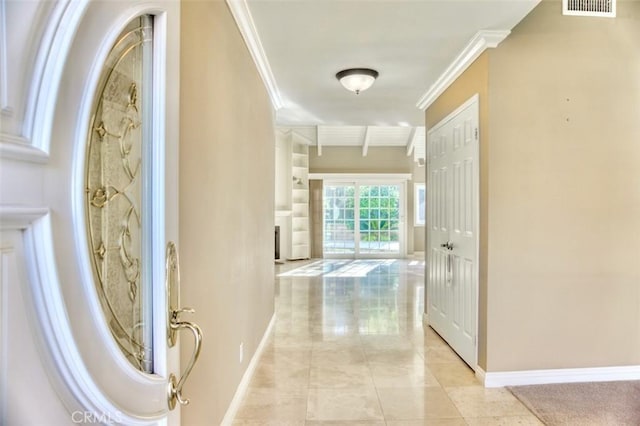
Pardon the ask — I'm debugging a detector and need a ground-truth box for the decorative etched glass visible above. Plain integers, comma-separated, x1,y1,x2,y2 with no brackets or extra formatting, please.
85,16,153,372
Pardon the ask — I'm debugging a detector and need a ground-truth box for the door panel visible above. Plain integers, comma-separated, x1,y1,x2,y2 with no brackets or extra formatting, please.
358,184,401,256
323,184,356,255
0,229,70,426
427,94,479,369
0,1,184,424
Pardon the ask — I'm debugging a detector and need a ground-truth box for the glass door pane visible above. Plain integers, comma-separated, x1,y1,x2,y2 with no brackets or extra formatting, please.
323,184,356,255
358,184,401,256
323,182,403,258
85,16,154,372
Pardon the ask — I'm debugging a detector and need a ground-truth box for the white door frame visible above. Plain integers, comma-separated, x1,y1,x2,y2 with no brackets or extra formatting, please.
426,93,480,369
0,1,181,424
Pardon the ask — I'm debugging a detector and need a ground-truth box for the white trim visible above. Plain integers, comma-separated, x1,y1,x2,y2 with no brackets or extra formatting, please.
225,0,283,110
416,30,510,111
414,183,425,227
309,173,412,181
362,126,371,157
484,365,640,388
291,129,315,146
149,9,170,377
25,214,166,425
428,94,480,134
401,180,408,256
0,0,8,114
0,206,49,230
25,1,90,153
221,313,276,426
475,366,487,385
0,134,48,163
406,127,417,157
422,312,429,324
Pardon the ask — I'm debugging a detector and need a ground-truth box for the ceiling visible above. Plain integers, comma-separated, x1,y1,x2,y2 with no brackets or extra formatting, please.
245,0,540,128
278,125,426,159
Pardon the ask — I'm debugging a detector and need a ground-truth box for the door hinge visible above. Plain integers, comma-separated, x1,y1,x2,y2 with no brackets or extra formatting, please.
474,128,479,140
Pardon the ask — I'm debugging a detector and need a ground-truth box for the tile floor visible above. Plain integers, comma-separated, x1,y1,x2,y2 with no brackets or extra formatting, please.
232,259,542,425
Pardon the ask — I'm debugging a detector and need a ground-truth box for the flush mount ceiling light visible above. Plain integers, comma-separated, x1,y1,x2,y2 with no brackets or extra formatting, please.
336,68,379,95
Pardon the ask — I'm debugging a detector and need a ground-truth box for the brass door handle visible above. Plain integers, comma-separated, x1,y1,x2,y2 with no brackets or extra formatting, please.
168,310,202,409
165,242,203,410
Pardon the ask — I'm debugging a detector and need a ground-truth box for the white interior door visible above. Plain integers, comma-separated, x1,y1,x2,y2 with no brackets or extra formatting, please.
427,94,479,368
0,1,196,424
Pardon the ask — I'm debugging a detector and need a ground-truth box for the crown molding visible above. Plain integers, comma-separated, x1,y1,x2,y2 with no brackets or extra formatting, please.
226,0,283,110
416,30,510,111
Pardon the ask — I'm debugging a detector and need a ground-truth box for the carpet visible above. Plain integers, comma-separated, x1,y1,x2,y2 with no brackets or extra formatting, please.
508,380,640,425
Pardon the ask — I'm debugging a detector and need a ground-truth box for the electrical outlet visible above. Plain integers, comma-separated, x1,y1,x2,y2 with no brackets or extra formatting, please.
239,342,244,364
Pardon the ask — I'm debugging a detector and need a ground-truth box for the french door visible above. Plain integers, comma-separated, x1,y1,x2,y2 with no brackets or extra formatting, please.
323,182,405,258
427,94,479,369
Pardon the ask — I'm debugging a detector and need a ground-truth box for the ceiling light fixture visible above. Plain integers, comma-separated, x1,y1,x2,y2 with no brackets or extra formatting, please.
336,68,379,95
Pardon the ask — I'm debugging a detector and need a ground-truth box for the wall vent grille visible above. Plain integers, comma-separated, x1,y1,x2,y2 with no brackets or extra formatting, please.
563,0,616,17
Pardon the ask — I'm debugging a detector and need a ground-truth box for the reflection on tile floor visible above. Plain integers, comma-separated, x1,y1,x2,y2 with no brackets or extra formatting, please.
233,259,541,425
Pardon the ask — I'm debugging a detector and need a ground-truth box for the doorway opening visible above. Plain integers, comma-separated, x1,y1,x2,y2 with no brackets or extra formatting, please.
323,181,405,258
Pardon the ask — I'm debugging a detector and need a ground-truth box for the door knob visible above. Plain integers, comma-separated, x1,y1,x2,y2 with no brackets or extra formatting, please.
440,241,454,250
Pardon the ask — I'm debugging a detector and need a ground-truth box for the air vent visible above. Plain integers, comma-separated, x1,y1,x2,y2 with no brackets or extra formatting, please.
563,0,616,17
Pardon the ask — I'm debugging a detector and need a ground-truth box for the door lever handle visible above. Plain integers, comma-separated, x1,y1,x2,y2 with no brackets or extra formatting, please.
168,311,202,409
171,307,195,321
165,242,203,410
440,241,454,250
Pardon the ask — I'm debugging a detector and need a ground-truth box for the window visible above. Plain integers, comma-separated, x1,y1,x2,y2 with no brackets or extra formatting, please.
415,183,425,226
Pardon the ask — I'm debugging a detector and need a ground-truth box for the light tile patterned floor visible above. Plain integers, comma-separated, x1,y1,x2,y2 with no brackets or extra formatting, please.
232,259,542,426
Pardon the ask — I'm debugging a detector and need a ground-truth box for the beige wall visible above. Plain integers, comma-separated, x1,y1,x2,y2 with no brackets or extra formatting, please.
427,0,640,373
180,1,275,424
486,0,640,371
309,146,412,173
426,52,490,368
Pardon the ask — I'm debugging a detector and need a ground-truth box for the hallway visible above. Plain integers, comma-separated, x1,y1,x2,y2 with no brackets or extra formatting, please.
232,259,541,425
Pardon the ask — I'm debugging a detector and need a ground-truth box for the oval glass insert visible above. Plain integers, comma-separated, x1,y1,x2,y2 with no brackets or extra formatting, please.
85,16,154,373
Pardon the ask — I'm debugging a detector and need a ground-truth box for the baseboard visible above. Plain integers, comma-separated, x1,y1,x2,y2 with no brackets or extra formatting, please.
475,366,487,385
422,312,429,325
484,365,640,388
410,251,425,259
220,313,276,425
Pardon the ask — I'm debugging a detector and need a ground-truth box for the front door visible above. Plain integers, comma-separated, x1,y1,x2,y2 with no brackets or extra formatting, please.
0,1,198,424
427,94,479,368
